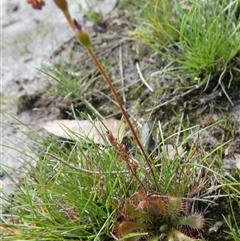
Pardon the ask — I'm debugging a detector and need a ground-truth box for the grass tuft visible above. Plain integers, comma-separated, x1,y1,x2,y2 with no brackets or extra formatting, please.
132,0,240,100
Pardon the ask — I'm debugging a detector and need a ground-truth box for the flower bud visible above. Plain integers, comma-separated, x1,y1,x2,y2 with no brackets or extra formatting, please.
26,0,45,10
74,19,91,47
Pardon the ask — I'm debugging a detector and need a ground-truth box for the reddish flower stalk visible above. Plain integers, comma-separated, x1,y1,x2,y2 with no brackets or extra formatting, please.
74,20,159,191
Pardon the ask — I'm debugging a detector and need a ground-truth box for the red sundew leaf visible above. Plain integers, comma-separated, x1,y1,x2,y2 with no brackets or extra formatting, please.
114,221,147,240
171,228,202,241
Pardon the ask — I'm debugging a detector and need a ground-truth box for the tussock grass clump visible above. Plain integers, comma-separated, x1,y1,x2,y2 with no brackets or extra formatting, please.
132,0,240,101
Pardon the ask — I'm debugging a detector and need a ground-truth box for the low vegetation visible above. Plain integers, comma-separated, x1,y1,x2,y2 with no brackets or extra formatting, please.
1,0,239,240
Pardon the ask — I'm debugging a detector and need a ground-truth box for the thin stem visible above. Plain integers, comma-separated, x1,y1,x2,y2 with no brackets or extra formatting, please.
63,11,75,30
86,46,159,191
